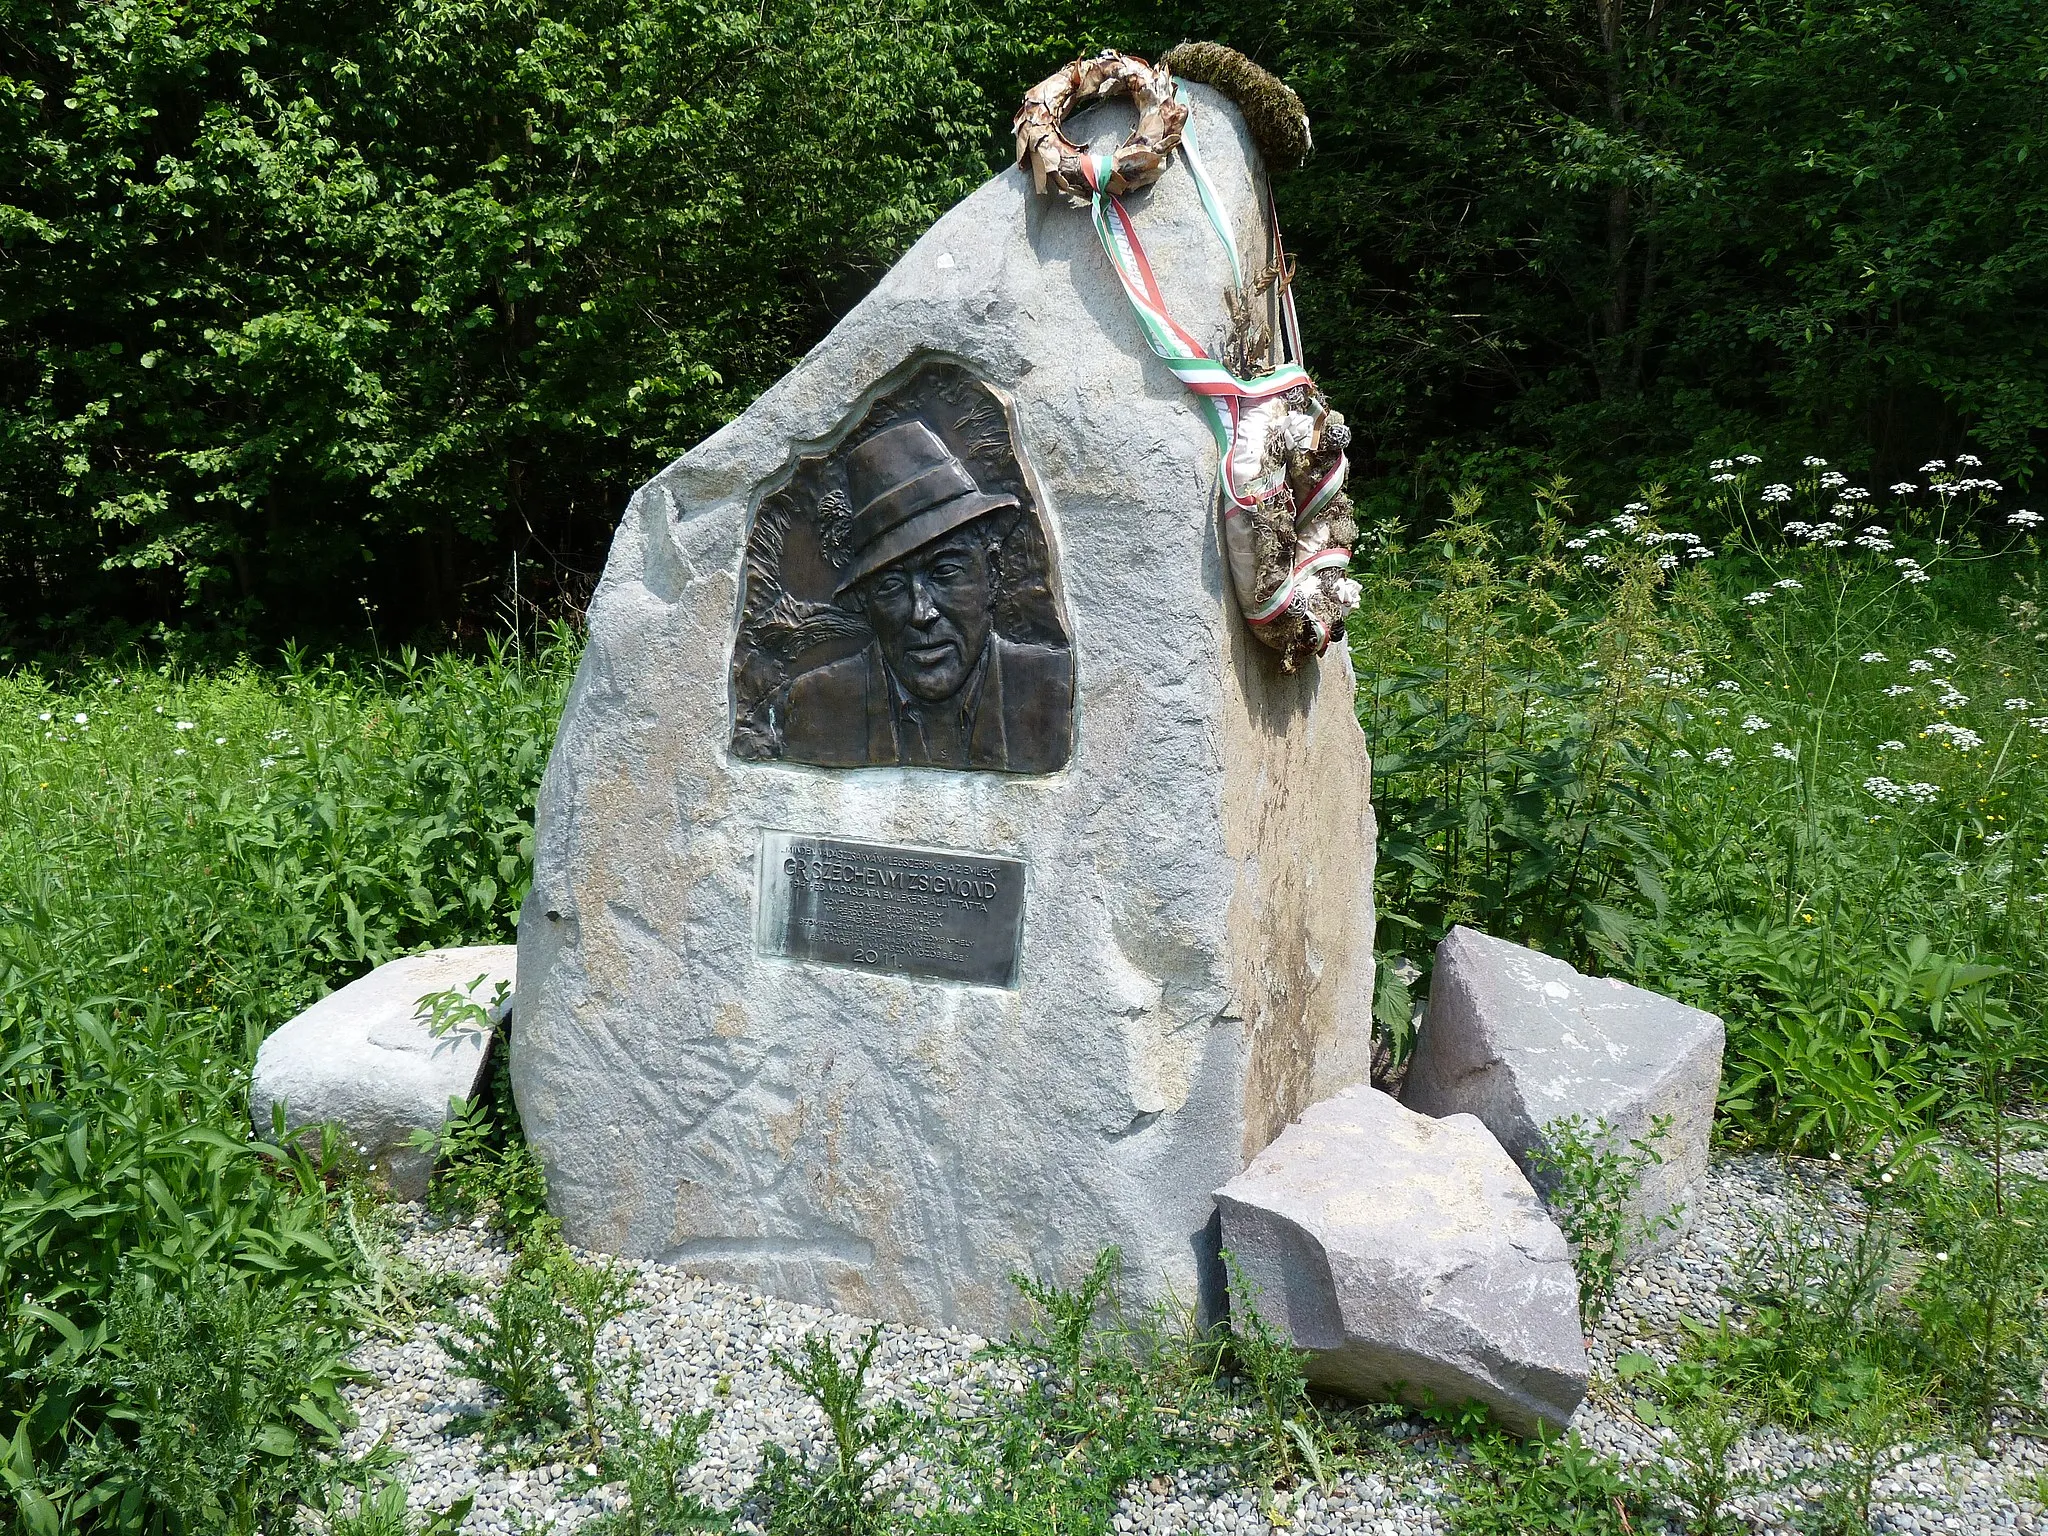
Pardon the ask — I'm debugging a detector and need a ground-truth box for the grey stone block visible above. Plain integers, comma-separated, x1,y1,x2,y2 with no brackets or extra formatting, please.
511,85,1377,1338
1216,1084,1586,1434
252,947,515,1198
1403,926,1724,1239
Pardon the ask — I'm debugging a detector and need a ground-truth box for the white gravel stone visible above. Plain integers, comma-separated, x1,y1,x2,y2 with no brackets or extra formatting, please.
342,1156,2048,1534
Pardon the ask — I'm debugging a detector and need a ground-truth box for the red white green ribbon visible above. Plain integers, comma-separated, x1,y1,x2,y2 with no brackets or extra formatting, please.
1079,143,1312,515
1074,87,1351,638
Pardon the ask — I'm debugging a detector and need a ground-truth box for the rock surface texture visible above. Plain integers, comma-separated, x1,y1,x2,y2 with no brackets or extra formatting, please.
1216,1084,1586,1433
1402,926,1724,1239
513,86,1376,1337
252,947,514,1198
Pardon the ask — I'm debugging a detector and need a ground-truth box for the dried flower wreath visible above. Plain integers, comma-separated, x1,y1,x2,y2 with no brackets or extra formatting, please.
1014,46,1359,671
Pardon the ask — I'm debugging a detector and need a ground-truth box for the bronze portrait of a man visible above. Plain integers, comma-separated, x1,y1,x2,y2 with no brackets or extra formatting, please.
729,365,1073,774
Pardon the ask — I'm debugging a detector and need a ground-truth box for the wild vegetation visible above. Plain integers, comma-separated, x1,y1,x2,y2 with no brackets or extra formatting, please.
6,447,2047,1530
4,0,2041,648
4,0,2048,1527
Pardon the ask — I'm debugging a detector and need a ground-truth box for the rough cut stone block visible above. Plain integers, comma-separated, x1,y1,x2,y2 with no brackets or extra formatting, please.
252,947,515,1198
1216,1085,1586,1434
512,84,1376,1339
1403,926,1723,1239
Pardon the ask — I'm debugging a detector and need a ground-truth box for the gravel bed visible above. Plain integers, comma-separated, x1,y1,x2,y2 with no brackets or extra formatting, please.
340,1157,2048,1533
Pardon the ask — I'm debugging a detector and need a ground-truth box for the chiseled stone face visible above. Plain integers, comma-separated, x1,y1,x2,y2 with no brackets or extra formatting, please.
1216,1085,1587,1434
1403,925,1726,1245
511,85,1376,1337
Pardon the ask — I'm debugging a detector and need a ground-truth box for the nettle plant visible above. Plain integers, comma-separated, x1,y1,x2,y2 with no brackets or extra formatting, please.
1354,478,1713,997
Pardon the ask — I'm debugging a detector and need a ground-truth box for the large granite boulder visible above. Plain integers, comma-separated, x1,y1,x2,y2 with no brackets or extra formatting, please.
252,947,515,1198
512,84,1376,1337
1216,1084,1586,1434
1403,926,1723,1238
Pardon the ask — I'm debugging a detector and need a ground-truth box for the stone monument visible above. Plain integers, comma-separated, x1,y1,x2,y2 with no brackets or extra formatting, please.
512,79,1376,1336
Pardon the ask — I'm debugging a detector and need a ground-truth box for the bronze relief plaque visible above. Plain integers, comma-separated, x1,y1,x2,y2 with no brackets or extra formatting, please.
730,361,1072,773
756,830,1027,989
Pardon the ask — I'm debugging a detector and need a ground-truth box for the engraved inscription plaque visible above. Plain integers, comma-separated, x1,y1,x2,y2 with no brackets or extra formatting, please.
730,360,1072,774
756,830,1026,989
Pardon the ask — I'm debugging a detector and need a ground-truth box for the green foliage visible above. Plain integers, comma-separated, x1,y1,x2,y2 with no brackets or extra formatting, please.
918,1251,1222,1534
37,1262,354,1535
1798,1371,1935,1536
10,0,2045,645
543,1250,641,1458
1899,1150,2048,1451
0,641,571,1529
755,1326,908,1536
438,1246,640,1457
1686,1199,1901,1427
1445,1424,1640,1535
0,0,1008,645
586,1375,726,1535
1355,483,1687,979
1630,1366,1762,1536
1121,0,2048,497
1219,1254,1338,1494
318,1479,475,1536
438,1264,573,1445
1528,1115,1677,1328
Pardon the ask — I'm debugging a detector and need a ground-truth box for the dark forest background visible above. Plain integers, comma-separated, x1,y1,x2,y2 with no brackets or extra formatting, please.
2,0,2043,652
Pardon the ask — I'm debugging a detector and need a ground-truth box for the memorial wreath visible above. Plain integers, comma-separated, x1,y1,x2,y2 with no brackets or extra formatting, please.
1014,44,1360,672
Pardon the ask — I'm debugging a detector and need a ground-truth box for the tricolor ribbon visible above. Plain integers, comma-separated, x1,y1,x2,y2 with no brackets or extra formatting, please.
1077,90,1348,550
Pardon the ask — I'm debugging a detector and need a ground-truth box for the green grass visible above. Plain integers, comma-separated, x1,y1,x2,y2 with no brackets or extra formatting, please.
0,637,573,1532
5,451,2048,1530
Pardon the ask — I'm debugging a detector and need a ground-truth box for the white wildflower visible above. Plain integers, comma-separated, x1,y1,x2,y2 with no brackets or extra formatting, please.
1742,714,1770,733
2010,509,2043,528
1884,685,1916,697
1926,647,1956,660
1743,591,1771,606
1761,484,1794,504
1877,740,1905,752
1922,722,1983,750
1705,747,1736,767
1804,456,1829,468
1771,743,1798,760
1717,680,1742,692
1860,652,1887,663
175,720,196,730
1908,659,1935,674
2004,699,2032,711
1773,579,1803,590
1891,482,1917,495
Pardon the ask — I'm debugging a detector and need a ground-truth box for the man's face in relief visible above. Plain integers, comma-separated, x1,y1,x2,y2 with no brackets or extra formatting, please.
855,523,995,702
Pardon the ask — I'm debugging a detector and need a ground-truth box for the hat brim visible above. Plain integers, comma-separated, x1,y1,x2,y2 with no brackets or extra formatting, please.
833,491,1019,596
